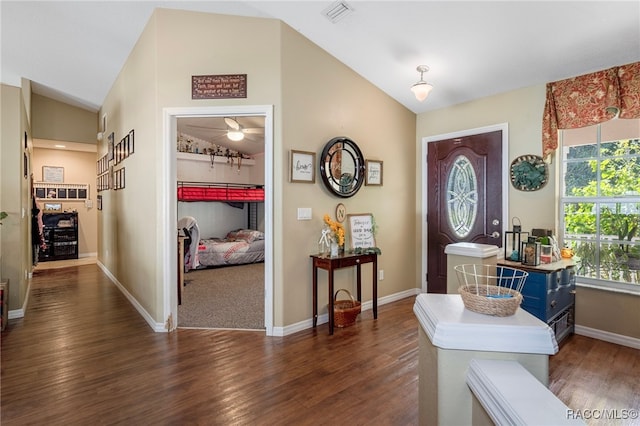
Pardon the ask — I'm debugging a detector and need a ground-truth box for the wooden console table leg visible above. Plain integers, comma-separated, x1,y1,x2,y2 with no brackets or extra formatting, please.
313,265,318,327
356,263,362,302
373,257,378,319
328,269,335,335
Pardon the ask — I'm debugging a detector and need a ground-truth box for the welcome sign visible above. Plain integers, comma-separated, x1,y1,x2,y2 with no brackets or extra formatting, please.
348,214,376,249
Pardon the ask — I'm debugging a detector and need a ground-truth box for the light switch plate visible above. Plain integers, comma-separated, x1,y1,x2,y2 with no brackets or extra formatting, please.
297,207,312,220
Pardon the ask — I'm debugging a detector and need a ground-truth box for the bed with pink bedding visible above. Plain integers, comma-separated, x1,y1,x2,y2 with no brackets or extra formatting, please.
197,229,264,267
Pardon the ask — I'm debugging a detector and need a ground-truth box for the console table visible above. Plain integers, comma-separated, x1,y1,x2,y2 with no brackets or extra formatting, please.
310,252,377,335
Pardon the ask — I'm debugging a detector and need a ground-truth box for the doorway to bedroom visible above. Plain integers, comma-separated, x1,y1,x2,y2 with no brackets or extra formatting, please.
164,106,274,335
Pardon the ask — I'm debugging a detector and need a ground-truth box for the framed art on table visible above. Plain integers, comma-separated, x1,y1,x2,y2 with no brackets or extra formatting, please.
347,213,376,250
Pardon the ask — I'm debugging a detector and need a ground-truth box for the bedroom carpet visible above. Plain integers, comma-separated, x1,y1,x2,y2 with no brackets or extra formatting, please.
178,263,264,330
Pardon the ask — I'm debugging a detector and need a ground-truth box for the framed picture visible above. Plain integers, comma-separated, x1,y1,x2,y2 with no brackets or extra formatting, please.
44,203,62,212
128,129,135,154
114,168,125,190
347,213,376,249
108,132,115,161
42,166,64,183
365,160,383,186
290,150,316,183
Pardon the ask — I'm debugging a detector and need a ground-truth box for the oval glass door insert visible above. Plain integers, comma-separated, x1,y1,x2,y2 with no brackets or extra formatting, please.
446,155,478,238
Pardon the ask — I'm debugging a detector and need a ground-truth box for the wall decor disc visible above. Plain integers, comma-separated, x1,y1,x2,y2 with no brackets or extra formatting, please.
510,154,548,191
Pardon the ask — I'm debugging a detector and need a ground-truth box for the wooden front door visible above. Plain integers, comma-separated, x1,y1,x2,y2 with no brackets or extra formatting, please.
426,130,503,293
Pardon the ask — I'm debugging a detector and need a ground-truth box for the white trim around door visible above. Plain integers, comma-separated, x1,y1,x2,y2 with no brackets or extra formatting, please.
162,105,274,335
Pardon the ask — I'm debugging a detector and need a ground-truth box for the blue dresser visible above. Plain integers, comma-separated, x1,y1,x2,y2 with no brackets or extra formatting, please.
498,260,576,345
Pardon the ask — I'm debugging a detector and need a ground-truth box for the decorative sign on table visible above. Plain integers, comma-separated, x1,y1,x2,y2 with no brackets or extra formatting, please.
348,213,376,249
192,74,247,99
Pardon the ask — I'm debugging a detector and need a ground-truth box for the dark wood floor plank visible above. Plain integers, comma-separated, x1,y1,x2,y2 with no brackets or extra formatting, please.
1,264,638,425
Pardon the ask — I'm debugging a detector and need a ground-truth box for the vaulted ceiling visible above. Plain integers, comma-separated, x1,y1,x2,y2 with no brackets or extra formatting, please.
2,1,639,116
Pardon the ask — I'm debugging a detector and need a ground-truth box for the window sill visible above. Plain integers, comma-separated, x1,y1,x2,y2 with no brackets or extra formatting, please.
576,281,640,297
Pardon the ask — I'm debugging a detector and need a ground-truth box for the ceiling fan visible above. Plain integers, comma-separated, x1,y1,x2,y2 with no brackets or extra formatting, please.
223,117,263,141
182,117,263,143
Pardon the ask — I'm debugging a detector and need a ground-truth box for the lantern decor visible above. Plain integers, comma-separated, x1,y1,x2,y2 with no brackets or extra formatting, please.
504,230,529,262
505,217,527,262
521,238,541,266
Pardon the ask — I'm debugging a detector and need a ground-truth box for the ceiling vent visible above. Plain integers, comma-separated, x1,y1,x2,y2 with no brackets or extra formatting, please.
322,1,354,23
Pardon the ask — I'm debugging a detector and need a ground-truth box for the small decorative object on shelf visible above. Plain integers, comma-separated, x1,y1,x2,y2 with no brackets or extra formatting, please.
521,239,541,266
540,245,553,264
504,230,528,262
318,226,332,255
561,247,574,259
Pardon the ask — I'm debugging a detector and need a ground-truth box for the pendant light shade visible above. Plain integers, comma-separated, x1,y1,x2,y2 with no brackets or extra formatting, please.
411,65,433,102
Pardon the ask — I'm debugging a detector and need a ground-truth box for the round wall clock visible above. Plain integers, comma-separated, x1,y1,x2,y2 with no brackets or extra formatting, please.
336,203,347,222
510,154,548,191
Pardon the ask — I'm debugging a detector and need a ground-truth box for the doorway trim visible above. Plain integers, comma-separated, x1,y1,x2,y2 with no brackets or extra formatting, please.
162,105,274,335
420,123,509,293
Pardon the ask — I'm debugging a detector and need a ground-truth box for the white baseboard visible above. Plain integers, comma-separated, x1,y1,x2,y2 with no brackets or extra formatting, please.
575,325,640,350
8,279,31,320
97,261,167,333
274,288,421,337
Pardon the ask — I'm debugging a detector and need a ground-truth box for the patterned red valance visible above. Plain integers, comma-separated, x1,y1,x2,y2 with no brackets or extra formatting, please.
542,61,640,160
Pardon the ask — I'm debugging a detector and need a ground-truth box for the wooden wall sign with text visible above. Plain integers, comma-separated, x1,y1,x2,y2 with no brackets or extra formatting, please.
192,74,247,99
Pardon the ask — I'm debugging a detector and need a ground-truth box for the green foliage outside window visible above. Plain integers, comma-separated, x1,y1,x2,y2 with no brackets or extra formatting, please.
563,138,640,285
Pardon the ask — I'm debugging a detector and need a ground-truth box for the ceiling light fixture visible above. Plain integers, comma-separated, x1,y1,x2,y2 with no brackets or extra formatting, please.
411,65,433,102
227,130,245,142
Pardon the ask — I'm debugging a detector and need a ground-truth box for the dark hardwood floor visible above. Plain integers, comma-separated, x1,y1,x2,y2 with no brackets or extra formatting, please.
1,264,638,425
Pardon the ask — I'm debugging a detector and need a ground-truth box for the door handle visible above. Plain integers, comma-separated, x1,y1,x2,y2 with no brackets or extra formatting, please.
486,231,500,239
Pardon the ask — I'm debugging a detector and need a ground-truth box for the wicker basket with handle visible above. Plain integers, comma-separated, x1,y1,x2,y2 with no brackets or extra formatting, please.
333,289,361,328
455,264,528,317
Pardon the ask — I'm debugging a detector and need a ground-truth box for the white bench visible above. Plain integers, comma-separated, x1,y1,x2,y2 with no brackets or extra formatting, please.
467,358,585,425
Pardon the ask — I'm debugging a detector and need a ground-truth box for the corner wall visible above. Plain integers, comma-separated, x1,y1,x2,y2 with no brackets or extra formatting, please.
99,8,418,330
0,83,32,315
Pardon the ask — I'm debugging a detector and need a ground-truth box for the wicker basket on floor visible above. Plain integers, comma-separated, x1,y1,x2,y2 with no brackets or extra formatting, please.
333,289,361,328
455,264,528,317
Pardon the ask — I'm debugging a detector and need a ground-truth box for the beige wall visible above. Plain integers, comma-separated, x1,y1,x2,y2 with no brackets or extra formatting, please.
280,23,417,325
98,8,417,329
31,148,98,257
32,93,98,144
99,8,161,319
576,287,640,339
0,83,33,313
416,85,639,340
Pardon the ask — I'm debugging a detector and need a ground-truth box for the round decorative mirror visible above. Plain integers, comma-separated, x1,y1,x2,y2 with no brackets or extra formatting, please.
319,137,366,198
